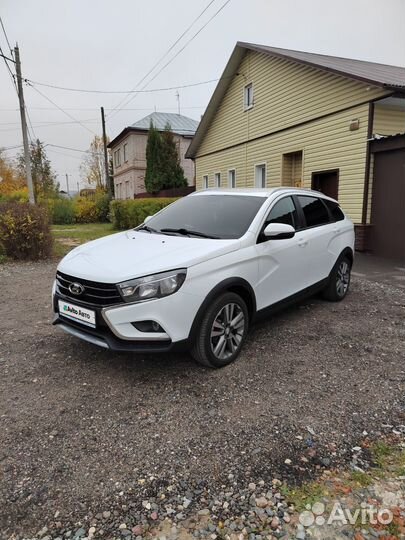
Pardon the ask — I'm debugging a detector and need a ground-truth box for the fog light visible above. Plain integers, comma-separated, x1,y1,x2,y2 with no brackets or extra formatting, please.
132,320,164,333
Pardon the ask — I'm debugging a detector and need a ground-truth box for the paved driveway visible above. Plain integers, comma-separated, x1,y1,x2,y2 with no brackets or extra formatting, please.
353,252,405,289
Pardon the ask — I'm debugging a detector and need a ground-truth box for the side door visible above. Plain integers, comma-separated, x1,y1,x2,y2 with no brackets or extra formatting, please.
254,196,313,310
295,195,336,283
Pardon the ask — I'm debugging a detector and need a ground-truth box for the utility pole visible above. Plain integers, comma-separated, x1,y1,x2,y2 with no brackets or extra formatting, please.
14,44,35,204
100,106,112,197
176,90,180,115
65,173,70,196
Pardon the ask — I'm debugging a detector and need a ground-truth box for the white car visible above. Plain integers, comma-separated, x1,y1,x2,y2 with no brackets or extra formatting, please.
52,188,354,368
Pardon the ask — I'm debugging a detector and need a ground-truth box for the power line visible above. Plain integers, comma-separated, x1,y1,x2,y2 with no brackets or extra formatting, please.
28,83,97,136
0,144,23,151
0,43,17,93
46,143,103,155
0,105,206,112
25,107,37,141
109,0,232,118
0,118,99,128
109,0,218,117
0,16,13,55
24,76,223,94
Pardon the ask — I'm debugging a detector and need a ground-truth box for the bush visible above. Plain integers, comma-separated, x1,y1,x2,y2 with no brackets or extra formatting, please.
47,197,75,224
0,188,29,203
94,191,110,222
73,197,100,223
0,202,53,260
110,198,178,229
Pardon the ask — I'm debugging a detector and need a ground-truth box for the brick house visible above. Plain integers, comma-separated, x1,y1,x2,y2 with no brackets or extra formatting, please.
108,112,199,199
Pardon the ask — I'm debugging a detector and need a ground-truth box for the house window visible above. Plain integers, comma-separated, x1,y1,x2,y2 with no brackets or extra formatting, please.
125,180,130,199
255,163,266,188
123,143,128,162
244,83,254,110
203,175,208,189
214,172,221,188
228,169,236,188
114,149,121,168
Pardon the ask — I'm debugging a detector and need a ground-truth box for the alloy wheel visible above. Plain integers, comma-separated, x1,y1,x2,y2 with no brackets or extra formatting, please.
210,302,245,360
336,260,350,297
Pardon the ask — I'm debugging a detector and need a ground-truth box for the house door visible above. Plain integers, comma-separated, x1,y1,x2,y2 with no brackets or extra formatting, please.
312,170,339,200
370,149,405,261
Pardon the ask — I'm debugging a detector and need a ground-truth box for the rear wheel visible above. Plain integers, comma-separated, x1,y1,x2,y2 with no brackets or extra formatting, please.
322,255,352,301
191,292,248,368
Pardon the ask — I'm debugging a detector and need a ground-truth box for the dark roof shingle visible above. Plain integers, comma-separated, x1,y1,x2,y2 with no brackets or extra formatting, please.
239,42,405,88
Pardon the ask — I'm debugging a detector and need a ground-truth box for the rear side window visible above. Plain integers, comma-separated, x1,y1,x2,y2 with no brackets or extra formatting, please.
298,196,330,228
266,196,298,228
324,199,345,222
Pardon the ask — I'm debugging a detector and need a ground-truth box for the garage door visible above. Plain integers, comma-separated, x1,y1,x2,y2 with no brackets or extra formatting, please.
370,148,405,261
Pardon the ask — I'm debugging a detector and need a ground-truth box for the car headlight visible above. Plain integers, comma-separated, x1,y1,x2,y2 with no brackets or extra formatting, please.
118,269,187,303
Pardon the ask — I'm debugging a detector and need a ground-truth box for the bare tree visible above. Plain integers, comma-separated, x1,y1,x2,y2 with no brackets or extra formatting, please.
80,135,109,189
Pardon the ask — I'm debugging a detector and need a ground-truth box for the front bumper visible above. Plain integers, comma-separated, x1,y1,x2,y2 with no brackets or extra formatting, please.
52,288,200,353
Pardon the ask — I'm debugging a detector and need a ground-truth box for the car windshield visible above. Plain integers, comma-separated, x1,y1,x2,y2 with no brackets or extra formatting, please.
142,194,266,239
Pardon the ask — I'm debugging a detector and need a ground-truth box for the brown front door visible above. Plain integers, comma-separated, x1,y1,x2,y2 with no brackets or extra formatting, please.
370,149,405,261
312,170,339,200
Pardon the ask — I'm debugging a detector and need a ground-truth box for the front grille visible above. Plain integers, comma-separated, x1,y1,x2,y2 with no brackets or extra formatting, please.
56,271,124,307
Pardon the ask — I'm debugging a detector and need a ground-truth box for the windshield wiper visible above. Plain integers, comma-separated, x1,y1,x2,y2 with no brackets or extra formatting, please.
136,225,160,234
159,227,219,239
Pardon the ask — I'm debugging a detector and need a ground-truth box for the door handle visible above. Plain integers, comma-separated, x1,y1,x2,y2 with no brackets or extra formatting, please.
333,228,341,233
298,239,308,247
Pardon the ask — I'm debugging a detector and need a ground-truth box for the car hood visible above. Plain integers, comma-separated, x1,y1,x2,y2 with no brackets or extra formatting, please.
57,230,240,283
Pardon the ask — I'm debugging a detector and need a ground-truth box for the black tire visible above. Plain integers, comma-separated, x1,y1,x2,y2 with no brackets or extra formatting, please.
191,292,249,368
322,254,352,302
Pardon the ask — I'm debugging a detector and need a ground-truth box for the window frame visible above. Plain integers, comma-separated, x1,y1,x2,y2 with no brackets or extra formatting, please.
228,168,236,188
257,195,299,243
294,194,332,230
254,162,267,188
123,143,128,163
114,149,121,168
202,175,209,189
214,172,221,188
244,83,254,110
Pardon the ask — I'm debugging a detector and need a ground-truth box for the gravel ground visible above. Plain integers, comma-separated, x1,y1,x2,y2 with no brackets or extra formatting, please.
0,261,404,539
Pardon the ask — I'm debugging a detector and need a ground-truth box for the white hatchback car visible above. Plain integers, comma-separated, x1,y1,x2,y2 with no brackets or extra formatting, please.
52,188,354,367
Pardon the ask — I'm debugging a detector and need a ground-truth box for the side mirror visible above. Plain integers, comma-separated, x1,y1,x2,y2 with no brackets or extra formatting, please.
144,215,152,224
263,222,295,239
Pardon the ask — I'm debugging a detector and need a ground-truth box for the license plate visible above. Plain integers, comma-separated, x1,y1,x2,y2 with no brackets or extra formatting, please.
58,300,96,328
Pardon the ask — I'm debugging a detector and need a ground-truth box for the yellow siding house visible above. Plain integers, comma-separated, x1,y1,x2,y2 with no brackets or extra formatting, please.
186,43,405,255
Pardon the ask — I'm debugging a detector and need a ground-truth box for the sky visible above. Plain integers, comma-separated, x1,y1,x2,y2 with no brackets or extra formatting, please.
1,0,405,192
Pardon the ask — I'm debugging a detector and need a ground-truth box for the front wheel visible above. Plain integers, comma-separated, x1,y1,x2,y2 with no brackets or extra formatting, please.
322,255,352,301
191,292,249,368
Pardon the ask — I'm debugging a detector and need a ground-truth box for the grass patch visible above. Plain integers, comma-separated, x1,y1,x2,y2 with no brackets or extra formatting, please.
349,470,374,487
281,481,328,512
52,222,117,258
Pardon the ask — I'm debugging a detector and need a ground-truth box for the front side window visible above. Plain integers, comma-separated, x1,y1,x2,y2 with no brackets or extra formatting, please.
266,197,298,229
244,83,254,109
298,196,330,228
145,195,265,239
215,172,221,187
228,169,236,188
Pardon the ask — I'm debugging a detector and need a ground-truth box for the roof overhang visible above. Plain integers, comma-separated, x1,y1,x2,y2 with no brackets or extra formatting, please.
186,41,405,159
108,126,194,149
